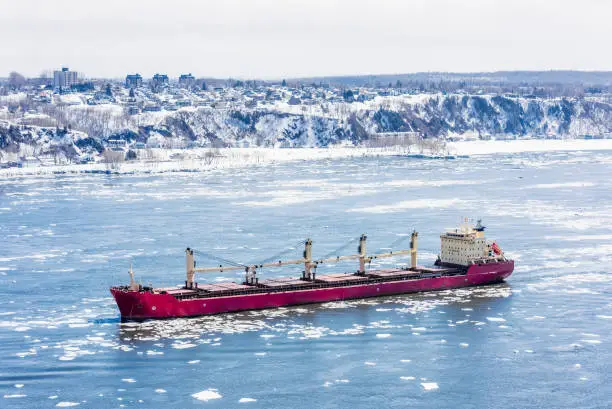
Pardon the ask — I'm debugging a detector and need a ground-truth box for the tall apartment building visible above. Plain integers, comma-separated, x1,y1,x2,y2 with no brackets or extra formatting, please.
125,74,143,88
152,74,169,88
53,67,78,89
178,73,196,88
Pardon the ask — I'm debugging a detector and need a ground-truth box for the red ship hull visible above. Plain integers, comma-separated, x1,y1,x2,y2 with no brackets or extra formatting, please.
111,261,513,320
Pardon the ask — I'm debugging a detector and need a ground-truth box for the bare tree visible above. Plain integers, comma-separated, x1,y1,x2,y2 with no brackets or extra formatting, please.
8,72,26,90
202,148,220,166
102,150,124,171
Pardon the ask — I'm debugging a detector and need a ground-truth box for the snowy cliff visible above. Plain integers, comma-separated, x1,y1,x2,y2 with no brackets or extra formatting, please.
136,94,612,147
1,94,611,161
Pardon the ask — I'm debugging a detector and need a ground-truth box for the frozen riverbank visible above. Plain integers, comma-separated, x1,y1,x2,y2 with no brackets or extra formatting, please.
448,138,612,156
1,139,611,178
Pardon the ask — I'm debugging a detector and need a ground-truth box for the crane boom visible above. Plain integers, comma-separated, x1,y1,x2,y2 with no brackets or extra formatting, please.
183,233,418,288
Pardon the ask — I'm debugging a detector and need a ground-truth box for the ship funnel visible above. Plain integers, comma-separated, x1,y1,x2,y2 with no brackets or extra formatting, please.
410,231,418,269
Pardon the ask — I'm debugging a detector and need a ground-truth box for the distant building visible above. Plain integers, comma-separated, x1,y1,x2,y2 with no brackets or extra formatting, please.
107,139,128,151
143,104,161,112
151,74,169,89
125,74,143,88
53,67,78,90
178,73,195,88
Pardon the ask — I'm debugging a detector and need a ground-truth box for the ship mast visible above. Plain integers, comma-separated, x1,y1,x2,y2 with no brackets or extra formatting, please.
128,263,139,291
410,230,418,269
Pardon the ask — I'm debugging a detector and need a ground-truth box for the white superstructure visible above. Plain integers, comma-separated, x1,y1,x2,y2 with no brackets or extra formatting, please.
439,219,502,266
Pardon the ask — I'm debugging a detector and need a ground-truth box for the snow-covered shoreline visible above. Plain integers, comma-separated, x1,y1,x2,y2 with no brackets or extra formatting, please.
1,139,611,178
447,139,612,155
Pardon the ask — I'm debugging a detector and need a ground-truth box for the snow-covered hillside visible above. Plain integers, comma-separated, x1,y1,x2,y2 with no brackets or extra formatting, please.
0,120,92,163
110,94,612,147
1,93,611,163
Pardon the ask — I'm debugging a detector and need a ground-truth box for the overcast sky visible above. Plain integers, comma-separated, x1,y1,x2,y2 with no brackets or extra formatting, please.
2,0,610,79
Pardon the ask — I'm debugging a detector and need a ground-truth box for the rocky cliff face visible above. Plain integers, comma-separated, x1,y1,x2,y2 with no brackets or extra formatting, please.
0,121,92,162
144,95,612,147
1,94,611,161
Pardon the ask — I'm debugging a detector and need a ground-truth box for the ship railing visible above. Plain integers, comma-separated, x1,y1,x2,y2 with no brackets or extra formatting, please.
471,256,506,265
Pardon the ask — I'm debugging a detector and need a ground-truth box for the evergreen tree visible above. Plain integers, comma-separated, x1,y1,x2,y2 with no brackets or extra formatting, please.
281,79,287,87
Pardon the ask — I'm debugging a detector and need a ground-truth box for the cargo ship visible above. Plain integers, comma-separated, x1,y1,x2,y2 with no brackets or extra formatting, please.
111,220,513,320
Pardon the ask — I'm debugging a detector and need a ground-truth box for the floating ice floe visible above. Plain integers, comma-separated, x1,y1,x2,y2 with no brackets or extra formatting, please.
239,398,257,403
4,394,26,398
192,389,222,401
486,317,506,322
121,378,136,383
580,339,602,344
349,199,462,214
527,182,595,189
364,361,376,366
376,333,391,338
459,343,469,348
171,342,197,349
421,382,439,391
400,376,415,380
187,360,200,364
56,402,80,407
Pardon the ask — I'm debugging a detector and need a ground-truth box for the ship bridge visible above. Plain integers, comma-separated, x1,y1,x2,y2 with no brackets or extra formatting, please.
439,219,503,266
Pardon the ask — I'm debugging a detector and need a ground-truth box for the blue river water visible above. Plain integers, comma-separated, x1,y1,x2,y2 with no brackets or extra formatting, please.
1,150,611,408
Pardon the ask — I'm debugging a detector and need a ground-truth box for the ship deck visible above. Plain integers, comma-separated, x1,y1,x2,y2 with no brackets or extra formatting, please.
143,266,464,301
